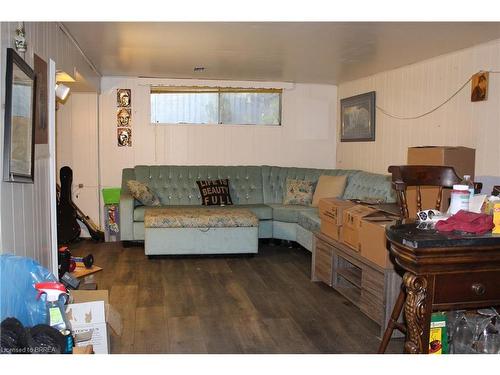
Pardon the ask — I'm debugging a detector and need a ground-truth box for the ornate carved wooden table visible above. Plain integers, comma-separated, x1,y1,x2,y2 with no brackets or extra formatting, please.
386,222,500,354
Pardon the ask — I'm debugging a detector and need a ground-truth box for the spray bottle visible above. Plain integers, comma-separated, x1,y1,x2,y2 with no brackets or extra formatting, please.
34,281,69,331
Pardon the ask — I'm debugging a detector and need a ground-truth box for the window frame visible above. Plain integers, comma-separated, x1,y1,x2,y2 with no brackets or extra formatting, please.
150,86,283,126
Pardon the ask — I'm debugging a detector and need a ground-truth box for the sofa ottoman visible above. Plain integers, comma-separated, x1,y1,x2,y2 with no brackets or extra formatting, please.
144,207,259,255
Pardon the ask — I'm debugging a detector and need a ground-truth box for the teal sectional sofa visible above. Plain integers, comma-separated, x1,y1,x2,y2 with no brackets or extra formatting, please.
120,165,396,251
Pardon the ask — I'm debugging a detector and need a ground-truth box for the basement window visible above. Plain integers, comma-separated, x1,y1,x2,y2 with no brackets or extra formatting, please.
150,87,282,126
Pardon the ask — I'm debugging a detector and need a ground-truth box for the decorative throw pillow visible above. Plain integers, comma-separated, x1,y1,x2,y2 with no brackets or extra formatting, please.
283,178,314,206
127,180,161,206
311,175,348,207
196,179,233,206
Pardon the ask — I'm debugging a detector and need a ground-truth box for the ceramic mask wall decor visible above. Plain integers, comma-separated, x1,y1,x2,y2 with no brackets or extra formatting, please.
117,108,131,126
116,89,132,146
117,127,132,147
117,89,131,107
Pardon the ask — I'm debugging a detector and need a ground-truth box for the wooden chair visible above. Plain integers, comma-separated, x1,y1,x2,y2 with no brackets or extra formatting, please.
377,165,462,353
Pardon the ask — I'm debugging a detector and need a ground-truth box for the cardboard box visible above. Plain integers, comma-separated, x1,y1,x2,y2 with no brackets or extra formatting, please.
319,198,356,241
359,213,399,268
407,146,475,178
66,290,122,354
342,205,377,251
72,345,94,354
406,146,476,218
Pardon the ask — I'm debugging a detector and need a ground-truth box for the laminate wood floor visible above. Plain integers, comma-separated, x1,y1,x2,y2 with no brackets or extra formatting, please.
71,240,404,354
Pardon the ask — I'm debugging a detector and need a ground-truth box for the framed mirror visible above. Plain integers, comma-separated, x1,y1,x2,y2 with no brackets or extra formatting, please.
3,48,36,183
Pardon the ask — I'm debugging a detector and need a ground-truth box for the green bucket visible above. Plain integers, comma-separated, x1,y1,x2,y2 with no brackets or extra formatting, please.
102,188,121,205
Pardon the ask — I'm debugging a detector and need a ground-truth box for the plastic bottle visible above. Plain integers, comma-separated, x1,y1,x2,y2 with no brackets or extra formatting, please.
34,282,69,331
449,185,470,214
461,175,475,198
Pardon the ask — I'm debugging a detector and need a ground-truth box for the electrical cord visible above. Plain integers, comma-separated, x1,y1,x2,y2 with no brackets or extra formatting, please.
375,70,500,120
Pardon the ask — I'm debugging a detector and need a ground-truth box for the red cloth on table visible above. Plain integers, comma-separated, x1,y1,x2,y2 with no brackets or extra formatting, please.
435,210,494,234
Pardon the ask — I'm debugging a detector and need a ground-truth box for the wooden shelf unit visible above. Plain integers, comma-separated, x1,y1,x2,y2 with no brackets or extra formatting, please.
312,231,403,338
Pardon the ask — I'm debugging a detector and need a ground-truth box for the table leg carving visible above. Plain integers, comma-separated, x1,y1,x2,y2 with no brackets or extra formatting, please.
403,272,428,354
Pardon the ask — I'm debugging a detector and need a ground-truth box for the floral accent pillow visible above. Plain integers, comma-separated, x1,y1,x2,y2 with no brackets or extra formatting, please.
283,178,314,206
127,180,161,206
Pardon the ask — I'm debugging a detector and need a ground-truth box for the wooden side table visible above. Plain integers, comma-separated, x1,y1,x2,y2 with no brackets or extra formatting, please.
386,223,500,354
312,232,402,338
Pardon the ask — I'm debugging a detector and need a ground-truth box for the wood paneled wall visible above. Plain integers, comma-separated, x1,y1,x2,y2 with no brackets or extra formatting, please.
0,22,100,269
56,93,100,226
99,77,338,188
337,38,500,178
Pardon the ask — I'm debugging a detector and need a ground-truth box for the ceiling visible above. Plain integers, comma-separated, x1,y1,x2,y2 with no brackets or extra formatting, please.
64,22,500,85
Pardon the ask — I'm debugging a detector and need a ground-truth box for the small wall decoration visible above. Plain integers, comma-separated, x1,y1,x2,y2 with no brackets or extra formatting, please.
117,89,131,107
117,128,132,147
117,108,131,127
14,25,27,53
116,88,132,147
340,91,376,142
471,72,488,102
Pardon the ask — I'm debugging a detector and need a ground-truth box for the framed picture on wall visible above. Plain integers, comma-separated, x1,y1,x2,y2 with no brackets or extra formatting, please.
340,91,376,142
471,71,488,102
3,48,36,183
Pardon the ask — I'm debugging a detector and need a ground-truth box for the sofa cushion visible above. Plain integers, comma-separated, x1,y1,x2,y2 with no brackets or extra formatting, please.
342,171,396,203
134,204,273,222
283,178,314,206
311,175,347,207
144,207,258,228
269,204,317,223
261,166,359,204
233,204,273,220
127,180,160,206
297,210,321,232
196,179,233,206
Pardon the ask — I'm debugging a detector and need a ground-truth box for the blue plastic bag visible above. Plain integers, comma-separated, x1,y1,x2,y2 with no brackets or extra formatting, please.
0,254,57,327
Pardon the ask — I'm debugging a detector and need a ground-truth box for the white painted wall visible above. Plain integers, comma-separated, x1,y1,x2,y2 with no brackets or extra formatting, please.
56,93,100,226
99,77,338,190
0,22,100,269
337,38,500,186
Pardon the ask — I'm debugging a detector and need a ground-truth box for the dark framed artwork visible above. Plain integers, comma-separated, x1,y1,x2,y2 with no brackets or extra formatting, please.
340,91,376,142
3,48,36,183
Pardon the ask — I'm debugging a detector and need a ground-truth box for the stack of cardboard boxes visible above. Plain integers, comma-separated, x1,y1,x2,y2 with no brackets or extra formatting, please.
318,198,398,269
317,145,476,270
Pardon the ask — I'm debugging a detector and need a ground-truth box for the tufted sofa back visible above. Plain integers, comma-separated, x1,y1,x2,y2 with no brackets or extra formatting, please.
261,166,360,204
132,165,264,205
122,165,396,206
342,170,396,203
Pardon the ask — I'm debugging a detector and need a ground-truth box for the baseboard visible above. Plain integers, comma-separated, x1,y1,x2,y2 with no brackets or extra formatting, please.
121,240,144,248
